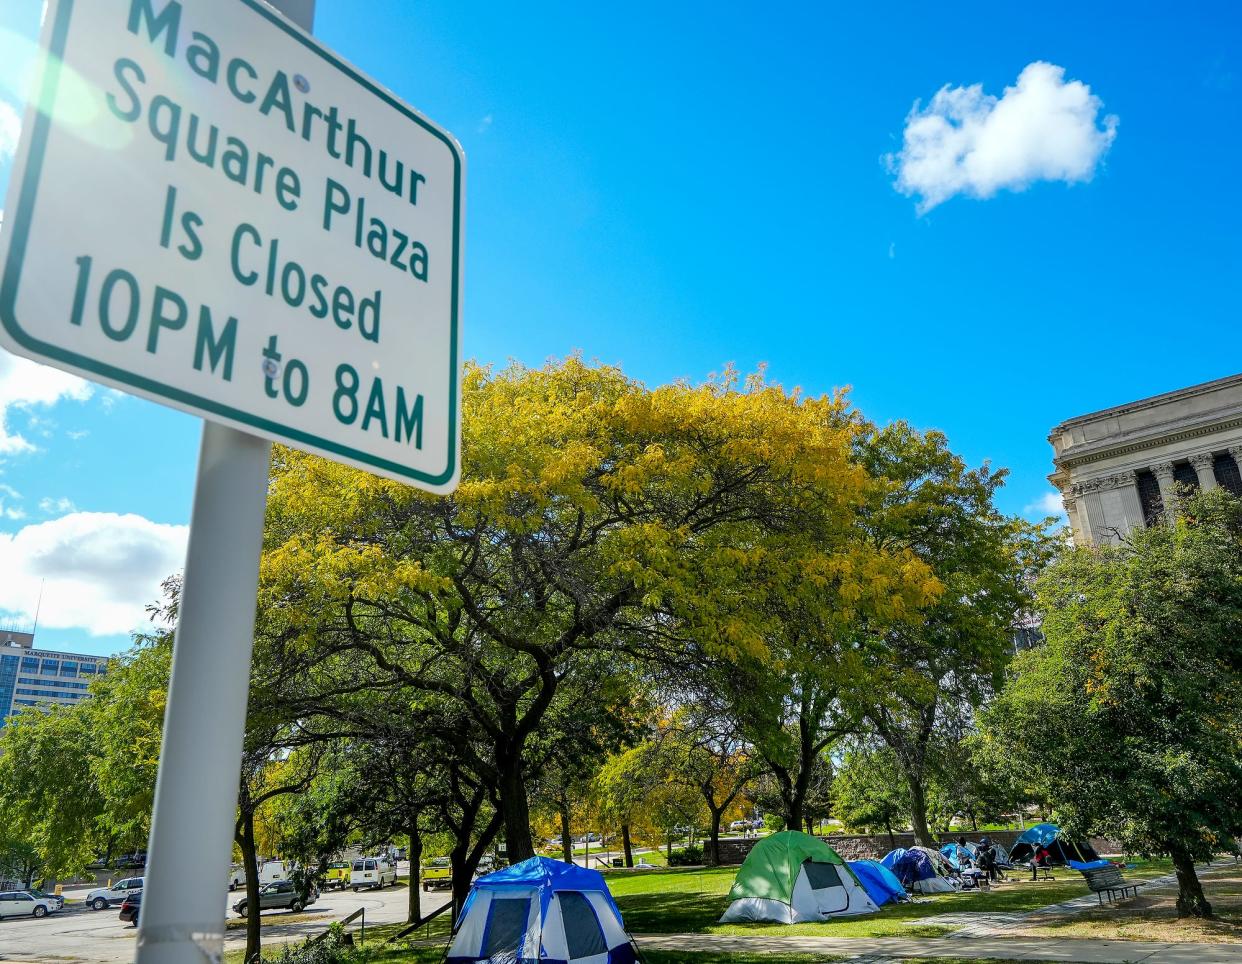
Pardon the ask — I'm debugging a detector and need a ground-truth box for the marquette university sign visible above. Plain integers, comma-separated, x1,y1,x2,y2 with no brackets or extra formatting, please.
0,0,464,490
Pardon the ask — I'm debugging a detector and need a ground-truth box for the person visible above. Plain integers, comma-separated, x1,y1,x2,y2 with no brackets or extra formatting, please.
1030,844,1051,880
977,839,999,883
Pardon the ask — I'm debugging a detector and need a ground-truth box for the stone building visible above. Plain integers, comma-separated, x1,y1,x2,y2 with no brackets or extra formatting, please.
1049,373,1242,546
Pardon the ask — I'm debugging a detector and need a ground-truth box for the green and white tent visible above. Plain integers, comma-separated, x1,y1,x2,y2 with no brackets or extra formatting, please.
719,831,880,923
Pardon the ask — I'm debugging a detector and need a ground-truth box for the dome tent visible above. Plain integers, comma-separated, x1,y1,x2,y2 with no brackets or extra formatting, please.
939,842,977,870
1008,823,1099,866
719,831,880,923
447,856,638,964
880,847,956,894
846,859,909,906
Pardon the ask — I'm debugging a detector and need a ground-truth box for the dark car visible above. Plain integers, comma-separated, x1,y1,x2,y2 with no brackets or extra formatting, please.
119,892,142,927
116,852,147,869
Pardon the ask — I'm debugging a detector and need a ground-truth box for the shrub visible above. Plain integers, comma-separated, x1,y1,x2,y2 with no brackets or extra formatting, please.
270,924,352,964
668,844,703,866
763,815,785,833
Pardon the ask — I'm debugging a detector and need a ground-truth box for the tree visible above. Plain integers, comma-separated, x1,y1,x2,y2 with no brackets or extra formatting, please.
831,744,910,847
849,422,1050,845
978,489,1242,917
260,359,936,861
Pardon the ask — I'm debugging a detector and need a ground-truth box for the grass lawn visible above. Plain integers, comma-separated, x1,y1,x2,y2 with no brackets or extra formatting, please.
1006,860,1242,944
606,859,1176,939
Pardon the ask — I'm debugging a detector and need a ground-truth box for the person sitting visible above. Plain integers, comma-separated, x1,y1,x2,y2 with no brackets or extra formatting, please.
1030,844,1052,880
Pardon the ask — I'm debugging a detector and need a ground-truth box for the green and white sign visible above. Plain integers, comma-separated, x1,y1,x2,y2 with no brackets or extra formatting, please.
0,0,464,491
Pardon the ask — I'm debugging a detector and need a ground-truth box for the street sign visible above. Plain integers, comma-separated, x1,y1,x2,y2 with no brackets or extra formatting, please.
0,0,464,492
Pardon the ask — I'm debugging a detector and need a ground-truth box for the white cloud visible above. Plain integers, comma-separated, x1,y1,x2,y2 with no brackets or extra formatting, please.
0,98,19,163
1024,491,1067,520
889,62,1118,212
477,114,493,134
0,512,187,635
38,496,74,514
0,350,93,454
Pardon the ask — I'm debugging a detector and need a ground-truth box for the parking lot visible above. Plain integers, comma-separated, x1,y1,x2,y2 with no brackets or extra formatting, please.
0,868,449,963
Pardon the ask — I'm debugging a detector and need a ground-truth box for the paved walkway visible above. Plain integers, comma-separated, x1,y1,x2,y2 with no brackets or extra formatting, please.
635,933,1242,962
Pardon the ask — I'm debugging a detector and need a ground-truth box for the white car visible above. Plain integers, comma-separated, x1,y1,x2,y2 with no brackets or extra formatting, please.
85,877,144,910
350,857,397,891
0,890,61,919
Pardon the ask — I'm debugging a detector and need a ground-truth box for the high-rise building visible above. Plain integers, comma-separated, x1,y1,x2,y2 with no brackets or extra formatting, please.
0,630,109,728
1049,373,1242,546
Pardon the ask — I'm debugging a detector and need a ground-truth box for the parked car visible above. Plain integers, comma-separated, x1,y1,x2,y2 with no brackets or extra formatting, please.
728,820,749,831
231,880,317,917
86,877,144,910
119,891,142,927
26,888,65,909
0,891,61,919
350,857,397,892
421,856,451,892
226,864,245,891
321,861,351,890
115,851,147,869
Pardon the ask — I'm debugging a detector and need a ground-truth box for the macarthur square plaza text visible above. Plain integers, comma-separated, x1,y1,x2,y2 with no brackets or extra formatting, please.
0,0,464,490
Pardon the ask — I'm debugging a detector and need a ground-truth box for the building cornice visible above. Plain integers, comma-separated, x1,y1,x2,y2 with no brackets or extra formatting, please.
1053,412,1242,472
1049,372,1242,435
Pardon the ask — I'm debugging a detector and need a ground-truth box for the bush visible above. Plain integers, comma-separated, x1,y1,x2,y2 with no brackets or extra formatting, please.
668,844,703,866
270,925,352,964
763,815,785,833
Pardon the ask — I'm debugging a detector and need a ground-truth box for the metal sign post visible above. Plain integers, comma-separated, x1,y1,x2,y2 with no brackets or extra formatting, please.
143,3,311,961
0,0,464,960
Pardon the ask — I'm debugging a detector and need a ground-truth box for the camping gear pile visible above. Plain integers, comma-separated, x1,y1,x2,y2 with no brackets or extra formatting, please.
447,857,639,964
718,831,881,922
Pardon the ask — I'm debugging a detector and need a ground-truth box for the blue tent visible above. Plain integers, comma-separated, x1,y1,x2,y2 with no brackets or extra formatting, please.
1009,823,1098,865
847,859,909,906
939,842,977,870
879,847,955,894
447,857,637,964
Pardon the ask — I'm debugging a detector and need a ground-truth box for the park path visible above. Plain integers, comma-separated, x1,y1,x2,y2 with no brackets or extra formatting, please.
634,932,1242,962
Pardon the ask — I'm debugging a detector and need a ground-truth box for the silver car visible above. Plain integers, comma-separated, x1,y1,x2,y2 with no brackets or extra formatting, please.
231,880,318,917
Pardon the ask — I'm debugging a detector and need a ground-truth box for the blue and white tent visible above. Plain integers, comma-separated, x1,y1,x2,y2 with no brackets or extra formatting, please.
939,842,977,870
880,847,956,894
447,857,638,964
846,859,909,906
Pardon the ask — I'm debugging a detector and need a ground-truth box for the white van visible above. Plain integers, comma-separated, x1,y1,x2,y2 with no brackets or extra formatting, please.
350,857,396,891
259,860,292,884
227,864,245,890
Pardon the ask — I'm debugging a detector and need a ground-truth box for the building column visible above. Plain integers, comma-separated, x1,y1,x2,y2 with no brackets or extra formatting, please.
1114,470,1147,533
1061,495,1082,544
1189,453,1218,491
1152,462,1177,520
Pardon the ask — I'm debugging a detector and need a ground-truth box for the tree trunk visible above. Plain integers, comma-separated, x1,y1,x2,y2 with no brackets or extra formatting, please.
970,812,979,832
407,819,423,924
905,775,934,847
236,808,262,964
1171,844,1213,918
621,824,634,868
666,831,673,861
708,809,723,866
560,803,573,864
497,755,535,862
885,819,896,851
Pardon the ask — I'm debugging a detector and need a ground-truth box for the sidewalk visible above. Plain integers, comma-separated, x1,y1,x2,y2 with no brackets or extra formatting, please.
634,933,1242,962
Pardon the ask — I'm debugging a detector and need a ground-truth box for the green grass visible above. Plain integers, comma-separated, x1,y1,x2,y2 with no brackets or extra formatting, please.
605,859,1176,939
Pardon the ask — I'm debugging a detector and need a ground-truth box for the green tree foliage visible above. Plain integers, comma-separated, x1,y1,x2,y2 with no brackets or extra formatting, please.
0,634,170,880
850,422,1052,845
831,745,910,846
979,490,1242,917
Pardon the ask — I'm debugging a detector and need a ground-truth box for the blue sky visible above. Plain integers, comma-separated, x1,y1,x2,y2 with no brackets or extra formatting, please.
0,0,1238,657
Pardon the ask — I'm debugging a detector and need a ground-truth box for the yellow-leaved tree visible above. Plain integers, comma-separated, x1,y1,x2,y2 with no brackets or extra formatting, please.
259,358,939,860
